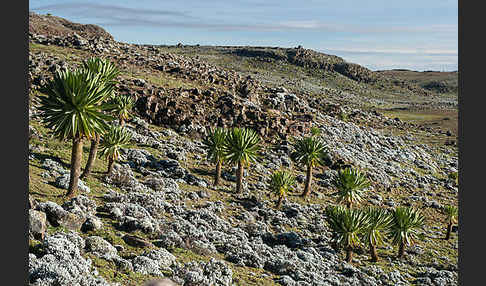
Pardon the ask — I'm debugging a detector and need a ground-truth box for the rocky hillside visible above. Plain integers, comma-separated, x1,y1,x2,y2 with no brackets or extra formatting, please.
29,12,114,40
28,13,458,286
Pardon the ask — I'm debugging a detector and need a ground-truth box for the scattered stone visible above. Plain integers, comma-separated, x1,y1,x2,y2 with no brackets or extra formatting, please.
122,234,154,248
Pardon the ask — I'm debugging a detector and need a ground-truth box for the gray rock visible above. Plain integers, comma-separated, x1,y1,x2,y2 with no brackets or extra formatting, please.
140,248,177,269
81,216,103,232
132,255,163,275
29,209,47,240
36,201,85,231
41,158,66,175
125,148,154,167
156,230,185,249
62,195,97,217
54,174,90,193
172,258,233,286
277,275,297,286
85,236,118,257
104,163,139,188
29,232,109,286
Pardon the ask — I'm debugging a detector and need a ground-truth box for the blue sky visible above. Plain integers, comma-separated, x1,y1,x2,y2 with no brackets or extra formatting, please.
29,0,458,71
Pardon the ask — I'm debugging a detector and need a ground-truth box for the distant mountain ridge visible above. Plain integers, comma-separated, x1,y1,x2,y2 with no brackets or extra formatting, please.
28,12,457,96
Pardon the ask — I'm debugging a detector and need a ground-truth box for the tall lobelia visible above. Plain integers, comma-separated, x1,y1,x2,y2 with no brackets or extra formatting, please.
388,206,425,258
332,167,371,208
442,205,458,240
99,126,132,175
268,170,296,209
80,57,120,179
112,94,134,127
325,206,368,263
290,134,327,197
223,127,261,193
202,127,227,186
38,69,114,199
362,207,392,262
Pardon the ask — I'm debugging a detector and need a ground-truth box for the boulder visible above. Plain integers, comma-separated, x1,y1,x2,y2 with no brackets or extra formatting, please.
85,236,118,257
142,248,177,269
54,173,90,193
122,234,154,248
29,209,47,240
132,256,162,275
36,201,85,230
81,216,103,232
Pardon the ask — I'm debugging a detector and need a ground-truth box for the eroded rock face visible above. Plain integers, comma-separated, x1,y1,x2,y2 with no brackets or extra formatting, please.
134,89,312,141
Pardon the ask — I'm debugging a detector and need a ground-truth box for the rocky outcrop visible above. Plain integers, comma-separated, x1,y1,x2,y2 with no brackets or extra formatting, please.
29,12,113,40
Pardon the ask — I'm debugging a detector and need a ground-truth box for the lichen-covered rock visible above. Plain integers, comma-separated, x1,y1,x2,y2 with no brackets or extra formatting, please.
29,232,109,286
132,256,163,275
124,148,155,168
103,163,146,191
41,158,66,175
55,173,90,193
62,195,97,217
35,201,86,231
85,236,118,257
172,258,233,286
142,248,177,269
81,215,103,232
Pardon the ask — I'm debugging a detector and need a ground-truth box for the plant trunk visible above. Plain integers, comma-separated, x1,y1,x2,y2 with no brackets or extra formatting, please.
107,157,115,176
346,201,352,209
276,196,283,208
370,243,378,262
345,248,353,263
81,134,100,179
446,222,453,240
236,161,244,193
214,159,222,186
66,137,83,199
119,118,125,127
302,164,313,197
398,242,405,258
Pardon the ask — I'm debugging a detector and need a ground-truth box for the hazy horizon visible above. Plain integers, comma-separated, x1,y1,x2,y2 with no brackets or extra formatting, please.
29,0,458,72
